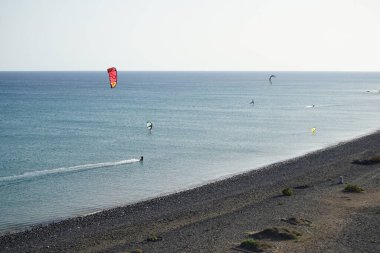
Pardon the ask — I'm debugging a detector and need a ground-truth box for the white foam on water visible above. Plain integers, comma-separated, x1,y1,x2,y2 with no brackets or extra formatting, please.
365,89,380,93
0,159,140,183
306,104,342,108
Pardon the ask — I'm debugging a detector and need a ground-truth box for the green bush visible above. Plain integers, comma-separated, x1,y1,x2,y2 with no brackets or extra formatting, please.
239,239,270,252
344,184,364,193
239,239,260,251
282,188,293,196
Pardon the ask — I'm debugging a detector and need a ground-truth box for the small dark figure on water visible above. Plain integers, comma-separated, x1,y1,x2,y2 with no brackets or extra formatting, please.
140,156,143,162
250,99,254,105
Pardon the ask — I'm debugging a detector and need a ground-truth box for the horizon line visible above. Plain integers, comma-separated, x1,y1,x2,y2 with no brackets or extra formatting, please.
1,70,380,72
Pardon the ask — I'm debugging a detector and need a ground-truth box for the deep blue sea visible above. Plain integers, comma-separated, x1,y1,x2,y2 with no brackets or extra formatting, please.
1,71,380,233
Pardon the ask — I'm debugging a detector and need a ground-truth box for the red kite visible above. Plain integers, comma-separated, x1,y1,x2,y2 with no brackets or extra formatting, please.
107,67,117,88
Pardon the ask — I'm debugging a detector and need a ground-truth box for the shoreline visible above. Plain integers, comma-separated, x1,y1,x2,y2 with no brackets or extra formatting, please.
1,128,374,235
81,127,380,213
1,129,380,252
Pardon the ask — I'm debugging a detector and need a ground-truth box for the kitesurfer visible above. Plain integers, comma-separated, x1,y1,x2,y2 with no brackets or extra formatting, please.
147,121,153,132
250,99,255,105
140,156,143,162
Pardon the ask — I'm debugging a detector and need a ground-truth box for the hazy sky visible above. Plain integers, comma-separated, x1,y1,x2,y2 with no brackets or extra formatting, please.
1,0,379,71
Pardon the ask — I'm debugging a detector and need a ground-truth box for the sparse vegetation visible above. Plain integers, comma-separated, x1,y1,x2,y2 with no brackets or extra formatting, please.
343,184,364,193
130,250,143,253
147,235,162,242
294,185,309,189
352,156,380,165
282,188,293,196
249,227,302,241
281,217,312,226
239,239,270,252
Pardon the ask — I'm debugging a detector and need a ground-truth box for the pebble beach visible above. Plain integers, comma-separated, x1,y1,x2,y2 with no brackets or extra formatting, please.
1,130,379,252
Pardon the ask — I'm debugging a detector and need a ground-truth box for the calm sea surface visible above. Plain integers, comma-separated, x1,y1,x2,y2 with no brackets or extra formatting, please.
1,71,380,233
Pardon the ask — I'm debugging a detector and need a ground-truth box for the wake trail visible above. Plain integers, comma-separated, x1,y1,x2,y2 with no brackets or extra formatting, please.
0,159,140,183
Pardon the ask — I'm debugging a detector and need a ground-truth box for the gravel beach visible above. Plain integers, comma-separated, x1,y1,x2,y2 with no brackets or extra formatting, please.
1,130,380,253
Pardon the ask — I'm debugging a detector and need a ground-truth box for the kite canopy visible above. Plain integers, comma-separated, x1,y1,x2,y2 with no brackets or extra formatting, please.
269,75,276,84
107,67,117,88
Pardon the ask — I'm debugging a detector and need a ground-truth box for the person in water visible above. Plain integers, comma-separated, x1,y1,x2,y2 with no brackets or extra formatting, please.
250,99,254,104
140,156,143,162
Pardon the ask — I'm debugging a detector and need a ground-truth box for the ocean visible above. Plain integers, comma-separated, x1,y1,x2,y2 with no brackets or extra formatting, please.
0,71,380,233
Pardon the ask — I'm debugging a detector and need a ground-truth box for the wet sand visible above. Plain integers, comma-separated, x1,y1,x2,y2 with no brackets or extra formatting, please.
1,131,380,253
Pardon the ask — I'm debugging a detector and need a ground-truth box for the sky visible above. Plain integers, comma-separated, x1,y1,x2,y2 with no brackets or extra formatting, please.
0,0,380,71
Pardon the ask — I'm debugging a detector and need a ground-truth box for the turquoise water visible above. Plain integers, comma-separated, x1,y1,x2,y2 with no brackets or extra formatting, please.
1,71,380,233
